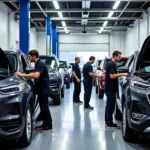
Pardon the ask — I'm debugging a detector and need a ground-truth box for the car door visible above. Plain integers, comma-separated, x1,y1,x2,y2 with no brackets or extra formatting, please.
117,55,134,111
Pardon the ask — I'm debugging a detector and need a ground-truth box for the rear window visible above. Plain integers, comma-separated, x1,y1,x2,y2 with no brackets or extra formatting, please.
104,59,128,69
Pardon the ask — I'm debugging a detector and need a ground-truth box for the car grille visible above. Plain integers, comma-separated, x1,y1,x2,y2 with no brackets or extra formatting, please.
0,119,20,132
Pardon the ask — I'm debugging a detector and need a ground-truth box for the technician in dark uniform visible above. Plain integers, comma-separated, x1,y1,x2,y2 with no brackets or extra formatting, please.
15,50,52,133
83,56,102,110
105,51,128,129
72,57,83,104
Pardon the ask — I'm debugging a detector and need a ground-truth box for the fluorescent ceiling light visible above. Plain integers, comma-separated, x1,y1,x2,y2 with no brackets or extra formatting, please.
113,1,121,9
64,27,69,34
62,21,66,27
108,12,114,18
58,12,63,18
53,1,60,9
103,21,108,27
99,27,104,33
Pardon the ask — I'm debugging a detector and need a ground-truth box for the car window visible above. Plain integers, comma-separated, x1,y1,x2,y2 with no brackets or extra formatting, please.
21,55,28,73
6,54,17,72
116,59,128,69
128,56,134,73
40,57,57,69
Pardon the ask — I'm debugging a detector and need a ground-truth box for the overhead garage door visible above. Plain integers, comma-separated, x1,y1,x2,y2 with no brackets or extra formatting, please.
59,34,109,52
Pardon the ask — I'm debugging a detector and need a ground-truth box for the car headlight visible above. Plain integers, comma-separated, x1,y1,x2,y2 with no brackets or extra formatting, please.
130,81,150,89
0,83,25,94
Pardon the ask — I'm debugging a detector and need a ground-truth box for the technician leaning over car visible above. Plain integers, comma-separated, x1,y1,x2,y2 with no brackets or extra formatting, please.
15,50,52,133
105,51,129,129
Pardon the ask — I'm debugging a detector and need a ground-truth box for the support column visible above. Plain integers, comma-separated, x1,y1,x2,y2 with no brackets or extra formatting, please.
19,0,30,54
46,17,52,55
56,32,59,58
52,25,57,56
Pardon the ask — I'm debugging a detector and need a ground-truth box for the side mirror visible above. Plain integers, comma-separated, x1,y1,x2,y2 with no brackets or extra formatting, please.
69,65,72,69
117,66,129,73
25,66,35,73
97,66,101,70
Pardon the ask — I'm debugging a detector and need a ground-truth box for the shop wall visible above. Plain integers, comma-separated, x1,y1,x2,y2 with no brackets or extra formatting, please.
0,2,37,51
125,9,150,56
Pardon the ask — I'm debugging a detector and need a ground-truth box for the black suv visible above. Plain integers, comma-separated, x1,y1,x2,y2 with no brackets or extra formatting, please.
40,55,64,105
0,49,39,147
59,60,72,89
115,36,150,142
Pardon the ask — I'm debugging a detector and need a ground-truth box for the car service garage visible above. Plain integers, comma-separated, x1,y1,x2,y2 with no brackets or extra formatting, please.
0,0,150,150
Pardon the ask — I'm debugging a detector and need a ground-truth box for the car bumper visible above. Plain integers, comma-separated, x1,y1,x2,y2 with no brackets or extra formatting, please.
0,93,24,140
128,86,150,133
49,84,60,96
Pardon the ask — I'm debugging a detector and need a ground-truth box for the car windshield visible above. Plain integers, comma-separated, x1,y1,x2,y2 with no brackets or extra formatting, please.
40,57,56,69
136,66,150,73
0,54,17,75
59,61,67,68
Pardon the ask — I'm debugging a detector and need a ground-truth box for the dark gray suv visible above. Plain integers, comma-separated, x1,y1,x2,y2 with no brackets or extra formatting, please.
0,49,39,147
40,55,64,105
115,36,150,142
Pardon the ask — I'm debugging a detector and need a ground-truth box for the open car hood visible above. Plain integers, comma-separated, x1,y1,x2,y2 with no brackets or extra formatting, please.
0,48,13,71
138,36,150,68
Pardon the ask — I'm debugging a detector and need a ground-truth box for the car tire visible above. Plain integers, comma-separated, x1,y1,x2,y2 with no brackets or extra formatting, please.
98,87,104,99
122,102,139,142
66,82,70,89
61,86,65,98
115,103,122,120
53,92,61,105
18,105,32,147
95,85,98,94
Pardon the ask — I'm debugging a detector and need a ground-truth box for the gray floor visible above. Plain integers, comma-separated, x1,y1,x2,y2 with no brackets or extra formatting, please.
3,83,150,150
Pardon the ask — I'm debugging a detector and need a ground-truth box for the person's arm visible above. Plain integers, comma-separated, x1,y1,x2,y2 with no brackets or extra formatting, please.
72,65,80,82
15,62,44,79
89,72,102,78
108,63,129,79
72,71,80,82
88,65,102,78
15,72,41,79
110,73,128,79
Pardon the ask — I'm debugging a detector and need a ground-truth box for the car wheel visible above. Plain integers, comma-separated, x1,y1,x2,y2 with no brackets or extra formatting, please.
95,85,98,94
115,103,122,120
61,86,65,98
66,82,70,89
18,105,32,147
98,87,104,99
53,92,61,105
122,102,139,142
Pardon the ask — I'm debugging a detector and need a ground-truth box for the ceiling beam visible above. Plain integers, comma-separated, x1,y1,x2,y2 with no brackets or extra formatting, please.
30,17,142,21
14,8,145,13
56,26,132,29
2,0,150,2
35,1,47,17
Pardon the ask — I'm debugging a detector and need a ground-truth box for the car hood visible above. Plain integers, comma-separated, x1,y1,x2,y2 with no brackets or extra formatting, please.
138,36,150,68
0,48,13,71
0,75,21,88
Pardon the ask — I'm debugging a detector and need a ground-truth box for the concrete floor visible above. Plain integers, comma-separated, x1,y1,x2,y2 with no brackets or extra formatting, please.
3,83,150,150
